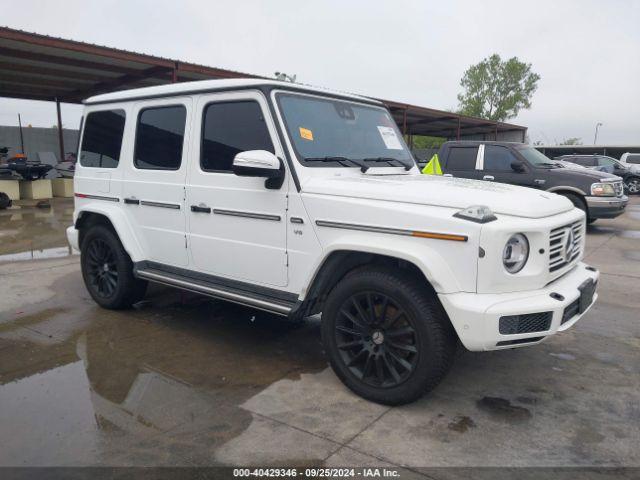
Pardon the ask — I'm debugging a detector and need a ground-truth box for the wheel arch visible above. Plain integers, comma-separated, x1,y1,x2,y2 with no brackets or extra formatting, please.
75,205,144,261
291,246,458,321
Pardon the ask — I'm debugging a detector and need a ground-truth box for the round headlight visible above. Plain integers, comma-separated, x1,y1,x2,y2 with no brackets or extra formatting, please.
503,233,529,274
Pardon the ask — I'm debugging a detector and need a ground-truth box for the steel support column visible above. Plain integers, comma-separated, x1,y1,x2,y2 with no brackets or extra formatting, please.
55,97,65,162
402,108,407,135
456,118,461,140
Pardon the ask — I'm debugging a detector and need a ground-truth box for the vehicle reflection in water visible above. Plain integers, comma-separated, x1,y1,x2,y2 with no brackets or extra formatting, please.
0,278,326,466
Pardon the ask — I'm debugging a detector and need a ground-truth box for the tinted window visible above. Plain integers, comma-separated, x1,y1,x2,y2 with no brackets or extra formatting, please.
573,157,597,167
134,105,186,170
446,147,478,170
597,157,616,166
483,145,518,171
201,101,274,172
626,154,640,165
80,110,125,168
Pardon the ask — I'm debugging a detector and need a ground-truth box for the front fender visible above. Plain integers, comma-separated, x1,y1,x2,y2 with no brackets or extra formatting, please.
76,202,144,262
301,233,476,298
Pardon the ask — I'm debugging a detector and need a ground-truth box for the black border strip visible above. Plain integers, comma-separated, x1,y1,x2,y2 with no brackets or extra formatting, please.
74,193,119,202
140,200,181,210
315,220,468,242
213,208,281,221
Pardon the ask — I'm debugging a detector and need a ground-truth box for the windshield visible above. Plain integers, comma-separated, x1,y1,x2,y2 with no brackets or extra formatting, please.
276,93,415,169
516,146,558,167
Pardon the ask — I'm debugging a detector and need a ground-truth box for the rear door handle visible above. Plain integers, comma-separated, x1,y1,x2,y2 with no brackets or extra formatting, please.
483,175,494,181
124,197,140,205
534,179,546,186
191,205,211,213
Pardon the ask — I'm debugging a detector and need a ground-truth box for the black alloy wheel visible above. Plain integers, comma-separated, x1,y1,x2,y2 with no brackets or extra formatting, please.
335,292,418,388
85,237,119,298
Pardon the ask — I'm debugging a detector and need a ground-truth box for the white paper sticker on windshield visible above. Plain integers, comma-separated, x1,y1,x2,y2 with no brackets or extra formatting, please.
377,126,403,150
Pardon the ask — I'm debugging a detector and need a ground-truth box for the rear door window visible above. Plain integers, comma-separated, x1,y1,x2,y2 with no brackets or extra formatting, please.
79,110,126,168
483,145,518,171
134,105,187,170
445,147,478,170
573,157,597,167
626,154,640,165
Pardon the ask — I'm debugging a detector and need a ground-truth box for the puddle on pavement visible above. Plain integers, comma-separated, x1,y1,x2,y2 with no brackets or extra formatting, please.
0,269,327,466
0,198,74,259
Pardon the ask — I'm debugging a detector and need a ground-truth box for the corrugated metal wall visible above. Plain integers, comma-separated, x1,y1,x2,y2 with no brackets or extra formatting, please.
0,126,79,163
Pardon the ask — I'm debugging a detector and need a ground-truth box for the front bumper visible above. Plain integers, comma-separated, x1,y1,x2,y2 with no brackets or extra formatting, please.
66,225,79,251
586,195,628,219
439,262,599,351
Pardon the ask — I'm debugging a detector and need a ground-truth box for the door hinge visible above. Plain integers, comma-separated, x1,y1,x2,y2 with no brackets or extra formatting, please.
184,234,188,249
284,251,289,267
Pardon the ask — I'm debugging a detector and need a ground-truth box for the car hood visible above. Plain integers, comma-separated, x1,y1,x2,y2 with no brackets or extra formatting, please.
302,173,573,219
550,166,620,181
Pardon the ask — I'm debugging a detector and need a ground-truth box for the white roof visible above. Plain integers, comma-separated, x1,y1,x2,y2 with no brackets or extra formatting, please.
84,78,380,105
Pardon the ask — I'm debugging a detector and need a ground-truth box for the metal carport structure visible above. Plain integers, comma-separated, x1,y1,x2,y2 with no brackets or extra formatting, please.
0,26,527,161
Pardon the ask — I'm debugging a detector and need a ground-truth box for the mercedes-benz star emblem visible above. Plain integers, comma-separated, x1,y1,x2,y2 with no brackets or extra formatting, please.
372,331,385,345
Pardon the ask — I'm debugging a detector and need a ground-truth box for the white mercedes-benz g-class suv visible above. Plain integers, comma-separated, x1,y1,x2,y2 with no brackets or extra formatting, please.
67,79,599,405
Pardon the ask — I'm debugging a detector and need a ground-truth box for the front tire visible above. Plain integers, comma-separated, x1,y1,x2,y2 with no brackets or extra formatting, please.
81,225,147,309
321,268,457,405
626,177,640,195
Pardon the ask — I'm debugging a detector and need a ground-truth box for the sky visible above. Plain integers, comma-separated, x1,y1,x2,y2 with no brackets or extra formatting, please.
1,0,639,145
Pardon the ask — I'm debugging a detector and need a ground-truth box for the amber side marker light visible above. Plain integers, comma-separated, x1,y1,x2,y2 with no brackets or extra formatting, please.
411,231,468,242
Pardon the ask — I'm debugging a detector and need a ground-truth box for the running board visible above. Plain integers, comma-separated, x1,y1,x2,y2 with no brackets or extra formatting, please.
134,266,296,316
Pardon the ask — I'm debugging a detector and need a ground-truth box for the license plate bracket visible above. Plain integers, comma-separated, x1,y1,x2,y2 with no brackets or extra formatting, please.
578,279,596,314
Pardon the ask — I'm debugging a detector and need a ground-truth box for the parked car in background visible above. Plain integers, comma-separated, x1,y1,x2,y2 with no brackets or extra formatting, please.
556,154,640,195
620,152,640,174
438,141,628,223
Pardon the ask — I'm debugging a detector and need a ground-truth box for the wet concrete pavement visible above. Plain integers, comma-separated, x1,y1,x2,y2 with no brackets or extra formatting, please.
0,198,639,472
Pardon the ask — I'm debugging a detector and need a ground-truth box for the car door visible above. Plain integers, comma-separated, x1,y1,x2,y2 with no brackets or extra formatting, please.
480,144,539,188
186,91,288,287
121,98,191,267
441,145,481,180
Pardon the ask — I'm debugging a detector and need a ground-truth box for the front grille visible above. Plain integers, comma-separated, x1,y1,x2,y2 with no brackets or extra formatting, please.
562,298,580,325
499,312,553,335
613,181,624,197
549,221,583,273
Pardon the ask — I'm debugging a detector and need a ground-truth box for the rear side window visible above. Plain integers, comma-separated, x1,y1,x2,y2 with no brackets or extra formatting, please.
134,105,187,170
446,147,477,170
483,145,518,171
201,101,274,172
573,157,597,167
626,154,640,164
80,110,125,168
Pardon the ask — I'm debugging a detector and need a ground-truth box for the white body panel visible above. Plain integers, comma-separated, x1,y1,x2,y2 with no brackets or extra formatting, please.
70,79,599,352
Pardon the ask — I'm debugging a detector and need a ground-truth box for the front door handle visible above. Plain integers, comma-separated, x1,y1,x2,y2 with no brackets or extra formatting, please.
191,205,211,213
124,197,140,205
483,175,495,181
534,179,546,186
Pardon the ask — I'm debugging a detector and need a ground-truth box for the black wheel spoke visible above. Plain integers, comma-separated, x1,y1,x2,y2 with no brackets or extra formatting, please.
382,353,402,383
85,238,119,298
386,348,413,372
334,291,419,389
387,340,417,354
352,297,370,326
336,325,363,337
340,308,369,333
347,348,368,367
386,326,414,338
337,339,365,350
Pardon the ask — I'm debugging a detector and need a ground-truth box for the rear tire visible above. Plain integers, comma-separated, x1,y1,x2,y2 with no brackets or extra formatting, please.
81,225,147,309
321,267,457,405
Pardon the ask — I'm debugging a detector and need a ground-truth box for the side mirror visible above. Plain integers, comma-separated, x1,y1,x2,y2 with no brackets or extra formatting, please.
511,161,526,173
232,150,282,178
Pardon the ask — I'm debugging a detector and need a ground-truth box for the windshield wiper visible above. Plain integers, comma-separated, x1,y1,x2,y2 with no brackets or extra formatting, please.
538,162,560,168
362,157,414,171
304,156,370,172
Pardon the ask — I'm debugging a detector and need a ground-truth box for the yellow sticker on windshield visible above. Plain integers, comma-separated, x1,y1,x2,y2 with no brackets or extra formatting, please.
299,127,314,141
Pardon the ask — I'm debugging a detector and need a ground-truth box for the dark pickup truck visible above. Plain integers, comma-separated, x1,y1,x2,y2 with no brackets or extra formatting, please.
436,141,628,222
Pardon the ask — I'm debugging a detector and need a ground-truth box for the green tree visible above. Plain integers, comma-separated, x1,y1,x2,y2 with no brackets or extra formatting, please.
560,137,582,145
457,54,540,121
